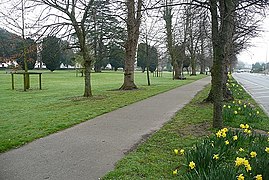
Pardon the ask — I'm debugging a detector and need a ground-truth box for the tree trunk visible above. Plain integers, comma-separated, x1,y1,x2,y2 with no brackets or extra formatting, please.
120,0,142,90
190,54,197,76
173,62,181,79
208,0,235,128
210,0,224,128
84,60,92,97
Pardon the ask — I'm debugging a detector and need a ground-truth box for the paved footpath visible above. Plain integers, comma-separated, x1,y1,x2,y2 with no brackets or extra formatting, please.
0,77,211,180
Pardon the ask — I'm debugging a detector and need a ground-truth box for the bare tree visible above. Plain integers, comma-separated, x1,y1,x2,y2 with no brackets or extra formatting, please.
119,0,143,90
30,0,95,97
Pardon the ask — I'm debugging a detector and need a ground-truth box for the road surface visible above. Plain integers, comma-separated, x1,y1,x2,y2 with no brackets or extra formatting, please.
233,72,269,116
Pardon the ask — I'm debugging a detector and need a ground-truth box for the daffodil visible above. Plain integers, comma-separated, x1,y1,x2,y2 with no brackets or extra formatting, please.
216,131,222,138
174,149,178,155
228,105,231,109
244,129,251,134
221,128,228,133
240,124,245,129
245,124,249,129
233,135,238,141
225,140,229,145
256,111,260,114
245,164,251,172
213,154,219,160
189,161,195,169
238,107,241,111
244,104,247,108
243,159,250,166
255,174,262,180
233,101,235,104
234,111,238,115
237,174,244,180
172,169,178,175
265,147,269,153
238,100,241,104
180,149,184,155
235,157,246,166
239,148,244,152
223,105,226,108
250,151,257,158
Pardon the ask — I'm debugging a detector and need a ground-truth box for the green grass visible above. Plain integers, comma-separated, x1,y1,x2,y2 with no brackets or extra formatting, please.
102,76,269,179
0,70,206,153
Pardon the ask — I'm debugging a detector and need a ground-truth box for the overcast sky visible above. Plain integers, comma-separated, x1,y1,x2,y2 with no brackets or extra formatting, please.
237,15,269,67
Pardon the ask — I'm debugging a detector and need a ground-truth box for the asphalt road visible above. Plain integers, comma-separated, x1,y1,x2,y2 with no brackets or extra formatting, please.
233,72,269,116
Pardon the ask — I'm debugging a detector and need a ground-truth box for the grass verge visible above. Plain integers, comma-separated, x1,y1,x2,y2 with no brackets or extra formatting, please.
102,75,269,179
0,70,206,153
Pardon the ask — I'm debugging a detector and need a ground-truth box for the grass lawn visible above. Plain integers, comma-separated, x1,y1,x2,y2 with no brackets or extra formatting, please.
0,70,206,153
102,76,269,179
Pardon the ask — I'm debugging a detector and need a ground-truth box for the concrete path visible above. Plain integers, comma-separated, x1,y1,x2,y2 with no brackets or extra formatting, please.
0,77,211,180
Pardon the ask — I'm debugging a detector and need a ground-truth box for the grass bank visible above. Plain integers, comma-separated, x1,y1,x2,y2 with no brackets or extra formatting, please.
103,76,269,179
0,70,206,153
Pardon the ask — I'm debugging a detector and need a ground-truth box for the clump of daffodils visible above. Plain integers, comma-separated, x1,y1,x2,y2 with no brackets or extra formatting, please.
216,127,228,138
173,124,269,179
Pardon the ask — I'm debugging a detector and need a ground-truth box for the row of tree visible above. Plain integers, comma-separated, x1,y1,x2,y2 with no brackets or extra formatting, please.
1,0,268,128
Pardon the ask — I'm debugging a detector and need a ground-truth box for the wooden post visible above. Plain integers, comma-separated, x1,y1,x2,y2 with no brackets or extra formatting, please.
39,73,42,90
11,73,14,90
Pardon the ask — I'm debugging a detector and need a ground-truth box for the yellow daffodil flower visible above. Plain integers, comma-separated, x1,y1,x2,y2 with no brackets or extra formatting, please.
245,164,251,172
245,124,249,129
221,128,228,133
239,148,244,152
225,140,229,145
189,161,195,169
244,104,247,108
250,151,257,158
233,135,238,141
223,105,226,108
240,124,245,129
213,154,219,160
234,111,238,115
256,111,259,114
172,169,177,175
237,174,244,180
238,107,241,111
265,147,269,153
255,174,262,180
238,100,241,104
180,149,184,155
235,157,245,166
216,131,222,138
228,105,231,108
244,129,251,134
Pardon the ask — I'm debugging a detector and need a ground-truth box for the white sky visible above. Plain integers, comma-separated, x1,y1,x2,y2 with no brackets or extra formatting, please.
237,15,269,67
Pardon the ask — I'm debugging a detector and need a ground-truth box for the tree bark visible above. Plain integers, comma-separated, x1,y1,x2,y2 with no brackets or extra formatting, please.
120,0,142,90
209,0,235,128
210,0,224,128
